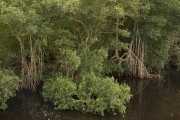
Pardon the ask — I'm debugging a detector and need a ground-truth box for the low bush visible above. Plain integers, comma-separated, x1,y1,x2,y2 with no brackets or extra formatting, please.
77,73,131,115
42,74,78,110
43,73,131,116
0,70,20,109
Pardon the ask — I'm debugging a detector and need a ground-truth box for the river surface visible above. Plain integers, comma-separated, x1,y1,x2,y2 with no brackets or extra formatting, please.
0,68,180,120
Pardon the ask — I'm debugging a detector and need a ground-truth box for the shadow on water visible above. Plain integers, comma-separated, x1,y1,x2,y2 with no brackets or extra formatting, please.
0,68,180,120
125,68,180,120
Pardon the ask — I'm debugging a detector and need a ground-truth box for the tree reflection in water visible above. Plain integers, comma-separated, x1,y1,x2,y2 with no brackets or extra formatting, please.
19,90,62,120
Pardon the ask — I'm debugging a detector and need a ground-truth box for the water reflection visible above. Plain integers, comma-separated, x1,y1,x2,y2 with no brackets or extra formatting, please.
0,69,180,120
125,69,180,120
17,91,62,120
124,79,149,120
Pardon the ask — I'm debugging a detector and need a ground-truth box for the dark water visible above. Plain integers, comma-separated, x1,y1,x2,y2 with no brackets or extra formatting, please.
0,69,180,120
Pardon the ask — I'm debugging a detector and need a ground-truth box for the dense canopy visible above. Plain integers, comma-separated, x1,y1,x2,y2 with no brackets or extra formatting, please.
0,0,179,115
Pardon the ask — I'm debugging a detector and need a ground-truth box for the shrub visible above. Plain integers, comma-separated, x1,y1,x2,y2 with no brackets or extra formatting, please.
0,70,20,110
42,74,77,110
77,73,131,115
43,73,131,116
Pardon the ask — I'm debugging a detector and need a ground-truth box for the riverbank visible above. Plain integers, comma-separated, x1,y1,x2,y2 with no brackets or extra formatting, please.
0,69,180,120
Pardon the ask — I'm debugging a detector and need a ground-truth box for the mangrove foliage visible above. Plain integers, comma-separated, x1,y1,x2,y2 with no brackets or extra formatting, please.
0,0,179,116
